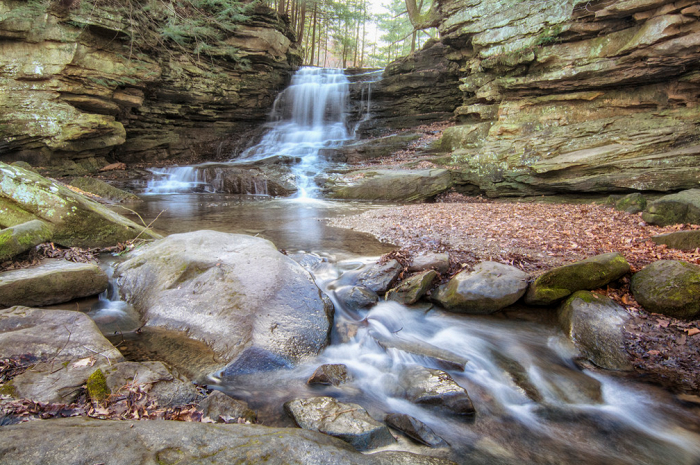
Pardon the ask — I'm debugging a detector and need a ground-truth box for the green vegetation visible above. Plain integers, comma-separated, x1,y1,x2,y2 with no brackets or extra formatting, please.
535,24,563,46
86,368,111,402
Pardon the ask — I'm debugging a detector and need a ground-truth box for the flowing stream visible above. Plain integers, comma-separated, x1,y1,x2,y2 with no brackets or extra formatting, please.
92,67,700,463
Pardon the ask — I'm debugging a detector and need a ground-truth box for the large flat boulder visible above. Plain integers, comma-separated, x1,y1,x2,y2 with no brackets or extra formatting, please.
434,262,528,313
558,291,633,371
0,259,109,307
0,417,458,464
525,253,630,306
652,230,700,251
631,260,700,319
398,365,475,417
326,169,453,202
0,307,123,403
114,231,333,376
642,189,700,226
0,163,160,247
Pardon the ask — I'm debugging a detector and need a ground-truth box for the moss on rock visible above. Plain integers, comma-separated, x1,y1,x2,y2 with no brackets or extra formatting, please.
86,368,110,402
630,260,700,319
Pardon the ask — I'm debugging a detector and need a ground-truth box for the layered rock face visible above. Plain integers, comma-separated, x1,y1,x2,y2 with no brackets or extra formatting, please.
378,0,700,197
0,0,300,175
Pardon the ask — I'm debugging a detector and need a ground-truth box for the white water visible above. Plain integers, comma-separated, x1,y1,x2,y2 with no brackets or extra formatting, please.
145,67,354,198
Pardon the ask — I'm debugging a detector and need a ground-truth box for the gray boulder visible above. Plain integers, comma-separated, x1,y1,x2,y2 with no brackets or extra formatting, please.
385,413,448,448
631,260,700,319
326,169,453,203
642,189,700,226
197,390,257,423
409,253,450,274
103,361,200,407
0,162,159,247
307,364,350,386
386,270,437,305
434,261,529,313
0,259,109,307
558,291,633,371
0,219,53,261
334,285,379,311
652,230,700,251
115,231,333,376
525,253,630,306
0,417,458,464
398,365,475,417
0,307,123,403
284,396,396,451
356,259,403,294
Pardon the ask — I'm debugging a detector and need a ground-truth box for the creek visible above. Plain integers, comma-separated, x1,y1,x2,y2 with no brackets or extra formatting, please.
97,68,700,464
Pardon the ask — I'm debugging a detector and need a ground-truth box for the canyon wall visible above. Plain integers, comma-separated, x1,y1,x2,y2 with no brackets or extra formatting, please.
0,0,300,175
374,0,700,196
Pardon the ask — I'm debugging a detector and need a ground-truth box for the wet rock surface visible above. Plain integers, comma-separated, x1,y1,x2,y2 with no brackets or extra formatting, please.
355,259,403,294
386,270,437,305
115,231,333,375
197,390,256,423
434,262,528,313
631,260,700,319
398,365,475,417
559,291,633,371
0,259,108,307
284,396,396,451
385,413,449,448
334,285,379,311
307,364,350,386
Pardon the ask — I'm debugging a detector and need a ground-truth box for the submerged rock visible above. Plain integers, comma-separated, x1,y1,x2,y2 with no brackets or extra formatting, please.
386,270,437,305
0,417,458,464
398,365,475,417
284,396,396,451
0,219,53,262
197,390,257,423
115,231,333,376
525,253,630,306
559,291,633,371
385,413,448,448
0,307,123,403
0,259,108,307
356,259,403,294
642,189,700,226
0,163,159,247
334,285,379,311
307,364,350,386
631,260,700,319
434,261,528,313
326,169,453,202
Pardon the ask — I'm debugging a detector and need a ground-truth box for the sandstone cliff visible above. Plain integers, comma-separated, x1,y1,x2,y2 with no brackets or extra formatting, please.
370,0,700,197
0,0,300,175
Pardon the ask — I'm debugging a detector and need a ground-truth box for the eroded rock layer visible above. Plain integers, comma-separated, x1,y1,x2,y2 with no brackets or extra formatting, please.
0,0,300,175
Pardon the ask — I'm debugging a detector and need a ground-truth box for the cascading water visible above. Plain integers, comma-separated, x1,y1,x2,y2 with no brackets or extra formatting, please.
236,67,352,199
145,67,354,198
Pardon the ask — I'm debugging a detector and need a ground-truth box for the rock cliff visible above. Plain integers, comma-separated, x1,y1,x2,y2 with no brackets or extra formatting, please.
370,0,700,197
0,0,300,176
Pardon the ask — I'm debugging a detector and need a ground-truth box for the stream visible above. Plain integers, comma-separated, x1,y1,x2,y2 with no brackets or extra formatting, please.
91,67,700,463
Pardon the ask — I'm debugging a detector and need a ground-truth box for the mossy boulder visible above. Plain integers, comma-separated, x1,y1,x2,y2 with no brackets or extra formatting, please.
525,253,630,306
651,230,700,251
642,189,700,226
558,291,633,371
434,261,529,314
614,193,647,214
0,163,160,247
69,177,141,203
630,260,700,319
386,270,437,305
0,219,54,261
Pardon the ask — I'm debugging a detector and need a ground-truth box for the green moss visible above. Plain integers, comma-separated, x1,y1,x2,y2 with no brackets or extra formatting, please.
86,368,111,402
0,381,17,398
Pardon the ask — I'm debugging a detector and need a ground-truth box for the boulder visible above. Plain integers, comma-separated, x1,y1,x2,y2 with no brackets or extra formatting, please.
434,262,529,313
356,259,403,294
370,331,468,371
115,231,333,376
385,413,448,448
398,365,475,417
0,163,160,247
652,230,700,251
386,270,437,305
408,253,450,274
0,307,123,403
334,285,379,311
642,189,700,226
197,390,257,423
307,364,350,386
284,396,395,451
326,169,453,203
0,259,109,307
558,291,633,371
614,193,647,214
525,253,630,306
0,219,53,262
102,361,200,407
0,417,458,464
69,177,141,203
631,260,700,319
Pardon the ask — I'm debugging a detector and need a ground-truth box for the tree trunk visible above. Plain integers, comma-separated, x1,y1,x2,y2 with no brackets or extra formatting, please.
309,2,317,65
405,0,439,30
297,0,307,44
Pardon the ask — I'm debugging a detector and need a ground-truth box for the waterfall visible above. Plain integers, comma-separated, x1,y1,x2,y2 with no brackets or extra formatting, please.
236,67,353,199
